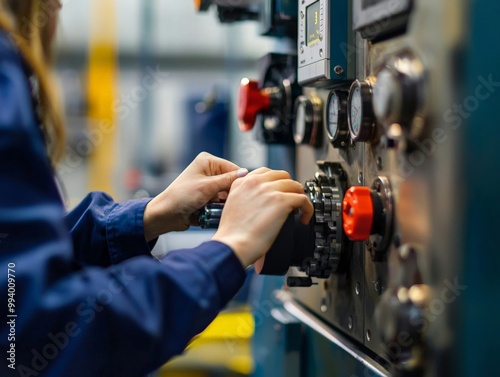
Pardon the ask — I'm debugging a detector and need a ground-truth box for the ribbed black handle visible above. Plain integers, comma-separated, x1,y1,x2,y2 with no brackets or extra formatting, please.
197,203,224,229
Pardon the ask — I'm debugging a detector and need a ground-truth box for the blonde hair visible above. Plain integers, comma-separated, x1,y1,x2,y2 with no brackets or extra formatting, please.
0,0,65,162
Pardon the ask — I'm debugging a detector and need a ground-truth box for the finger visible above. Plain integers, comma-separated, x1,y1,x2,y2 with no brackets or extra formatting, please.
205,154,242,175
207,168,249,193
209,191,228,203
247,167,272,175
283,193,314,224
264,180,305,195
253,169,292,182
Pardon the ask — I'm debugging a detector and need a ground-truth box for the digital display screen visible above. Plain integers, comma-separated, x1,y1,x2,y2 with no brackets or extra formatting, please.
306,1,321,46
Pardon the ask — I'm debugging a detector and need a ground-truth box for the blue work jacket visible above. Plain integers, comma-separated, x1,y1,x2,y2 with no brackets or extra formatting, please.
0,31,245,376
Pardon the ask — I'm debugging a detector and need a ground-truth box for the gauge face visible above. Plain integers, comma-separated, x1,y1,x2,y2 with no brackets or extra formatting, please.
348,80,375,142
373,68,402,127
327,93,340,139
349,86,363,137
294,100,307,144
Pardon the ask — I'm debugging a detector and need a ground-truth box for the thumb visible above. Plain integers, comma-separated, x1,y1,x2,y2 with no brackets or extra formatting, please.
210,168,249,192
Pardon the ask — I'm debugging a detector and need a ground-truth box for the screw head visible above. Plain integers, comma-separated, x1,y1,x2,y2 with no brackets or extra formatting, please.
348,316,353,330
334,65,344,75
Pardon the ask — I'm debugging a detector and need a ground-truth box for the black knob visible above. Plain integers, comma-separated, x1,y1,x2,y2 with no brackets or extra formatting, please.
197,203,224,229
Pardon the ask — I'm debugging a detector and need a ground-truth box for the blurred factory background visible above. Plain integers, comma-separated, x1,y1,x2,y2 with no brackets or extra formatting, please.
55,0,270,206
53,2,281,376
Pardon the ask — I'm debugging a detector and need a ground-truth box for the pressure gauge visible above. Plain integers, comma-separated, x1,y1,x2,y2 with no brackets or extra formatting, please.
348,80,375,142
326,90,349,148
293,95,323,147
372,50,426,139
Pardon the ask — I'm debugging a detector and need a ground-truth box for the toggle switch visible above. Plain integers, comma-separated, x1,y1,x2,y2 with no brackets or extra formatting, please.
238,78,273,131
237,53,301,144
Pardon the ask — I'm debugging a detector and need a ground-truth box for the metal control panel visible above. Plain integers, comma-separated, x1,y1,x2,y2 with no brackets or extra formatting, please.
197,0,500,375
288,0,471,375
298,0,355,86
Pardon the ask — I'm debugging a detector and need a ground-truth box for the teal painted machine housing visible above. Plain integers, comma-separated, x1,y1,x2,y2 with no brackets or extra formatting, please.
260,0,299,37
457,0,500,376
298,0,355,87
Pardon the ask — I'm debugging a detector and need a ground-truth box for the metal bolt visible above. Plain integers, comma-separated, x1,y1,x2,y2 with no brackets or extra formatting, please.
376,157,383,170
348,316,353,330
374,279,382,295
355,282,361,296
366,330,372,342
300,11,305,19
334,65,344,76
319,49,324,57
358,172,363,184
320,297,328,313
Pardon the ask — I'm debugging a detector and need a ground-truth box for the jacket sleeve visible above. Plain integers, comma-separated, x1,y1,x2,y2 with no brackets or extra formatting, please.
0,34,246,377
65,192,158,267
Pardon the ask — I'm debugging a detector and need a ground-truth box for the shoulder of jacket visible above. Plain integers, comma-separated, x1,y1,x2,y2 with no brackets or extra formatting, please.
0,28,20,57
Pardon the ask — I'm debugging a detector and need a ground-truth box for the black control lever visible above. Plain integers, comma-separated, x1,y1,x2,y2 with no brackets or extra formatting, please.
286,277,318,288
195,202,315,280
197,203,224,229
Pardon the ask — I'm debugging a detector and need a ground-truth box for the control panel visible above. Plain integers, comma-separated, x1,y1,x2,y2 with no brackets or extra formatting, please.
196,0,483,375
298,0,355,86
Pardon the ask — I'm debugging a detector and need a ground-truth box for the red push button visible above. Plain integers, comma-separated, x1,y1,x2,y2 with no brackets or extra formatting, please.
238,78,271,132
343,186,374,241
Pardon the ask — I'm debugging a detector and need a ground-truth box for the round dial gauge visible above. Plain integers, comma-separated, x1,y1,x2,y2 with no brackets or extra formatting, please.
372,69,402,125
348,80,375,142
293,95,323,147
326,90,349,147
372,50,426,139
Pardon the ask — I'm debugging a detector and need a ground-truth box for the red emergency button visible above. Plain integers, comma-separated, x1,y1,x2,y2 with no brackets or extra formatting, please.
343,186,374,241
238,78,271,131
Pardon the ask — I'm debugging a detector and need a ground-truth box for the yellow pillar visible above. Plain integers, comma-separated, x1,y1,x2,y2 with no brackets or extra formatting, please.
87,0,117,194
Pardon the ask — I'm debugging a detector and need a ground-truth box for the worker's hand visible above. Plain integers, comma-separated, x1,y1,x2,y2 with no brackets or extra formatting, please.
212,168,314,268
143,152,248,241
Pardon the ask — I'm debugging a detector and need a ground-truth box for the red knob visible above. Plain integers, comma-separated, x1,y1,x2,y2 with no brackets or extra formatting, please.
238,78,271,132
343,187,374,241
